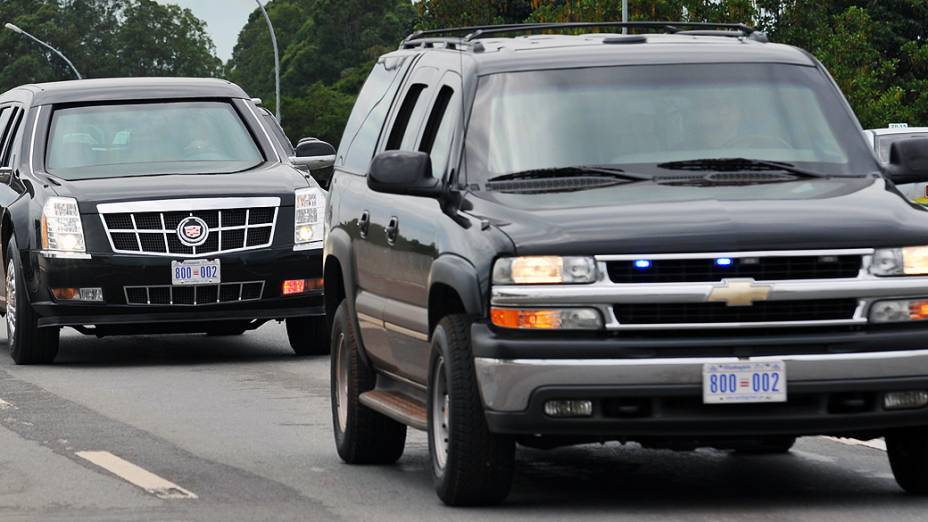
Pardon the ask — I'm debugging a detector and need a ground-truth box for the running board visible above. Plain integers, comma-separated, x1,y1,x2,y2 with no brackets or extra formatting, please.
359,390,428,431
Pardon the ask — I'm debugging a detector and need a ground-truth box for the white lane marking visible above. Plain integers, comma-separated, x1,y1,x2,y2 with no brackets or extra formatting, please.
793,449,836,463
823,436,887,451
76,451,198,499
0,398,15,410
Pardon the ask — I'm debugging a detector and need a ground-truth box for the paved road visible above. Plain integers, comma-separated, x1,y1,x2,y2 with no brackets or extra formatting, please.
1,323,927,521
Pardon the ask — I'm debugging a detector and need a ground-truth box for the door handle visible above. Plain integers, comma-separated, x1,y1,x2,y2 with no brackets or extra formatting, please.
385,216,399,246
358,210,370,238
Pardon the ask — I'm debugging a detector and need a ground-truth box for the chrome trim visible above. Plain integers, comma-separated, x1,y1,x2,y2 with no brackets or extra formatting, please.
99,199,279,258
29,106,41,175
97,197,280,214
357,312,380,326
379,368,428,391
38,251,91,260
597,249,874,261
384,320,429,342
244,101,282,163
475,350,928,411
492,277,928,305
123,281,265,306
489,249,924,330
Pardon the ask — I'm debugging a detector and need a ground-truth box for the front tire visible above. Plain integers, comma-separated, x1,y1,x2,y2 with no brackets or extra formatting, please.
330,301,406,464
5,240,59,365
428,315,514,506
286,315,329,355
887,428,928,494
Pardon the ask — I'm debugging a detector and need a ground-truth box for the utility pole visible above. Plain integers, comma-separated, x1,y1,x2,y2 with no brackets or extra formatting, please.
254,0,281,122
5,23,82,80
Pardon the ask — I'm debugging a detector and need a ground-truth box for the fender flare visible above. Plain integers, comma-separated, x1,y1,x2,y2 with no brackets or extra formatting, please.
427,254,485,318
324,227,374,366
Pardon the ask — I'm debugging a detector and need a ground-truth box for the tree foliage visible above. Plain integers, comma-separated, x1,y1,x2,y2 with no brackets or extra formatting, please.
2,1,926,150
0,0,221,89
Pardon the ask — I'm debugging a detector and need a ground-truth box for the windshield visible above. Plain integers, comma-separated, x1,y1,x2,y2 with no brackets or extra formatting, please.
45,101,264,180
876,132,928,162
465,63,878,186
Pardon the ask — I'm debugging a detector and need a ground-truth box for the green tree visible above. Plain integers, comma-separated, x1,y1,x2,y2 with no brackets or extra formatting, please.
0,0,221,91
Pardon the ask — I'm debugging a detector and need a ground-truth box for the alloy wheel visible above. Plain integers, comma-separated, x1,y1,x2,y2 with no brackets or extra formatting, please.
431,356,449,470
335,332,348,431
5,259,15,347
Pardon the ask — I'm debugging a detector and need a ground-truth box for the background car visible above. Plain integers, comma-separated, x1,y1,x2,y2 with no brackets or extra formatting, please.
0,77,333,364
864,127,928,203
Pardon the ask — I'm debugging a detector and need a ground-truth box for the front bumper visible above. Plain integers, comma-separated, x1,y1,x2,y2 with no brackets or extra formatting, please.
26,246,323,328
473,324,928,437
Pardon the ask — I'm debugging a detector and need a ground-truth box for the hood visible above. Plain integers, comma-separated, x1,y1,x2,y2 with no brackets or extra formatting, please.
47,163,312,213
468,176,928,255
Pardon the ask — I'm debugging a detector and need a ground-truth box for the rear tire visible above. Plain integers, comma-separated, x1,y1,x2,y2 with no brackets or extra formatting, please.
6,239,59,365
428,314,514,506
286,315,329,355
887,428,928,494
330,301,406,464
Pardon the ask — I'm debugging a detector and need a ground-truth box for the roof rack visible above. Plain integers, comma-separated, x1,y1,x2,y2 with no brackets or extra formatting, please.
402,21,766,48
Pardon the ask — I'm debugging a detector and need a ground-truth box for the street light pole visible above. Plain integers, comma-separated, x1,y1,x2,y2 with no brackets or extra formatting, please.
254,0,281,122
4,23,81,80
622,0,629,34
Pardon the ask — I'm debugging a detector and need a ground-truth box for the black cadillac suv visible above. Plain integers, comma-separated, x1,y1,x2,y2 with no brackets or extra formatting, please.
323,22,928,505
0,77,331,364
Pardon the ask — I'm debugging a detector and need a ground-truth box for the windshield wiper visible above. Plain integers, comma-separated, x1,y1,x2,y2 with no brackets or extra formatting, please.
657,158,824,178
486,165,651,183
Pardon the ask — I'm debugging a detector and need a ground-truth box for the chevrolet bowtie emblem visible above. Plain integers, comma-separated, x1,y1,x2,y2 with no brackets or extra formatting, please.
707,279,772,307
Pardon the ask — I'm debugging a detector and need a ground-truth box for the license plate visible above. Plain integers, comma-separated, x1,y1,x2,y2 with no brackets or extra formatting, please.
171,259,221,286
703,361,787,404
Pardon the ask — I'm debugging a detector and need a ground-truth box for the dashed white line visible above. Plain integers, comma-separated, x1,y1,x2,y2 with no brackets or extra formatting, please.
76,451,198,499
823,436,887,451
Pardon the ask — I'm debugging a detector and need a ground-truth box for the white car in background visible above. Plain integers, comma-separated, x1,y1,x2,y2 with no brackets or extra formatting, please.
865,126,928,203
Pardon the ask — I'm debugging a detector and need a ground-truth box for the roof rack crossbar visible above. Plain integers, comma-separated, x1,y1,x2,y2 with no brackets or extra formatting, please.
463,21,756,41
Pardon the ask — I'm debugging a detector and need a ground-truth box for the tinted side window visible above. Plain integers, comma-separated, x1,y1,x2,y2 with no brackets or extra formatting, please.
261,110,294,156
419,86,458,178
385,84,426,151
339,56,409,172
1,108,22,168
0,108,12,164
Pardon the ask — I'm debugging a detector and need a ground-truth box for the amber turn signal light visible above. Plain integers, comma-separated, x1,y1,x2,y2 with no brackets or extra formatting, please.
282,278,323,296
490,306,603,330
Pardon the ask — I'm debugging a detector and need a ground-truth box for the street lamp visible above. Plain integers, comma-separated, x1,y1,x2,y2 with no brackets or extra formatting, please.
4,23,82,80
622,0,629,34
254,0,281,122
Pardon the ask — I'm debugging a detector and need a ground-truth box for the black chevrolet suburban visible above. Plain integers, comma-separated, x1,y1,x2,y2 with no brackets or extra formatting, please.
322,23,928,505
0,78,332,364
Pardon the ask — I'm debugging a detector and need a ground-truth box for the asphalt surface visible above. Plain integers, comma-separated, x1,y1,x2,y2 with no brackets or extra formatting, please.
1,322,927,521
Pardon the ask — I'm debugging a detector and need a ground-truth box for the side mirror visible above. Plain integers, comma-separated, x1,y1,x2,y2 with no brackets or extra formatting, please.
290,138,335,189
886,138,928,185
368,150,441,198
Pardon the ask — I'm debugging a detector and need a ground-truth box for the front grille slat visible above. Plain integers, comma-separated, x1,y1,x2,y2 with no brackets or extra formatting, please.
607,255,862,283
124,282,265,306
614,299,859,325
102,205,277,256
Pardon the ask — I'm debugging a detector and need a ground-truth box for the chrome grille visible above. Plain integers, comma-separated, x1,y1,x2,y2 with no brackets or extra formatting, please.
491,249,894,331
124,282,265,306
99,198,279,257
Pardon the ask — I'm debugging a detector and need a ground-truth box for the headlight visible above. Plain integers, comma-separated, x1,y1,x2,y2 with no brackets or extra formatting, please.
871,247,928,276
492,256,598,284
294,187,325,251
41,197,86,254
